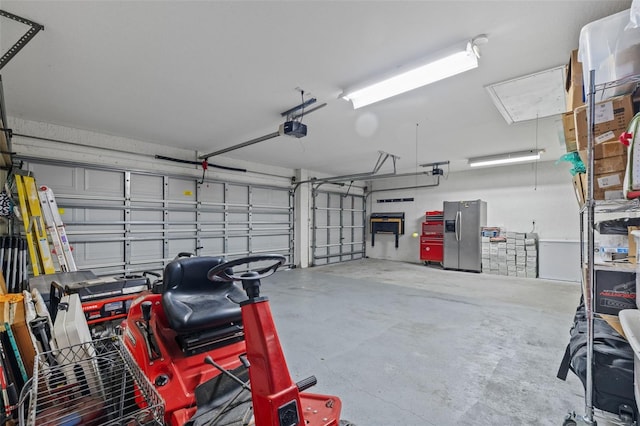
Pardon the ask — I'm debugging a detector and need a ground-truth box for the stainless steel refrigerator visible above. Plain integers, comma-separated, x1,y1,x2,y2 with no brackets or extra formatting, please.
443,200,487,272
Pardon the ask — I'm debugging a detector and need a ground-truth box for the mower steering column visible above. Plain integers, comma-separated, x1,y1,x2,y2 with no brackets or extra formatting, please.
241,271,266,301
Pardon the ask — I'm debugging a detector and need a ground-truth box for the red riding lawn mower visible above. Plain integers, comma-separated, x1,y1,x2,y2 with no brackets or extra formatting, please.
122,254,352,426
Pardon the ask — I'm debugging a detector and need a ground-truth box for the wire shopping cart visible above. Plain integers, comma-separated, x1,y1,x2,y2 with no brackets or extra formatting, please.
19,336,164,425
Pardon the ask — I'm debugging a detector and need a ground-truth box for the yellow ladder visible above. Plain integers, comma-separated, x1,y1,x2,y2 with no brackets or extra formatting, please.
14,175,55,276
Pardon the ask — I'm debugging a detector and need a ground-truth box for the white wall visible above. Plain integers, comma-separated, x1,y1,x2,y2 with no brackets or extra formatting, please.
7,117,580,278
8,117,295,187
366,160,581,280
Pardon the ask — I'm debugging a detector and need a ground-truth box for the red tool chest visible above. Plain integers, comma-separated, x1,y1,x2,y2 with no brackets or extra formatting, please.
420,210,444,264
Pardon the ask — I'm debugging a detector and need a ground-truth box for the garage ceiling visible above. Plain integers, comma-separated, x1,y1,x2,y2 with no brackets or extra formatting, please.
0,1,632,175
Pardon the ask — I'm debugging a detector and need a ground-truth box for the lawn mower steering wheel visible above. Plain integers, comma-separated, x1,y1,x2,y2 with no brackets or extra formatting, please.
207,254,287,283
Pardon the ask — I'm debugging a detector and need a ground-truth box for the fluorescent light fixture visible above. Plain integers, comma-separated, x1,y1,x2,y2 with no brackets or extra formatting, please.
341,35,487,109
468,149,544,168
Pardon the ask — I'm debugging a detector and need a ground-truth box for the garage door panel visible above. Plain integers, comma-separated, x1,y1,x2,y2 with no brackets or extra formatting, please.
81,209,123,225
80,241,124,262
200,183,225,203
252,211,289,221
168,211,197,225
252,187,289,206
168,239,197,258
253,235,289,252
201,238,224,255
26,163,77,191
253,212,289,230
328,194,342,208
131,209,163,224
329,211,340,227
228,237,249,255
227,185,248,204
130,228,164,240
228,212,249,226
131,240,163,261
329,245,341,256
342,232,353,244
130,174,163,198
168,178,196,199
200,211,225,222
314,211,327,227
84,169,124,195
314,193,328,208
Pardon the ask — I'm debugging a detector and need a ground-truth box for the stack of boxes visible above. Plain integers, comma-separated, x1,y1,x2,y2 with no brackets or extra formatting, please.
482,229,538,278
497,239,507,276
575,96,632,201
561,50,584,155
525,234,538,278
515,233,526,277
573,140,628,204
506,234,516,276
481,238,494,274
563,49,637,205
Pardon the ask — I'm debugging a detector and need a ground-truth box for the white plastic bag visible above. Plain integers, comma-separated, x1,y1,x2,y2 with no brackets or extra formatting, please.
622,113,640,197
626,0,640,30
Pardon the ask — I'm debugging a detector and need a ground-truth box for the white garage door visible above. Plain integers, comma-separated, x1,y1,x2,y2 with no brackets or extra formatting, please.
311,190,365,266
24,160,294,276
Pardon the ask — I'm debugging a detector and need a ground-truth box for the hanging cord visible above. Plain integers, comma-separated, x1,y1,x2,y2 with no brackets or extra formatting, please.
198,160,208,184
534,113,539,191
344,180,353,197
415,123,419,188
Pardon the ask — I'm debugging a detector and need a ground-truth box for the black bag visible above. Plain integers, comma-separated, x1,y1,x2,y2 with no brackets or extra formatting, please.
557,300,637,419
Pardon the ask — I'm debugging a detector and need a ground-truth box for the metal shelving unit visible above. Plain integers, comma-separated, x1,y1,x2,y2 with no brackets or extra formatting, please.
567,70,640,426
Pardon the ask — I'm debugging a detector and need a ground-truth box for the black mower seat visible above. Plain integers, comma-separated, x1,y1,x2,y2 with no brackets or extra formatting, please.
161,256,246,334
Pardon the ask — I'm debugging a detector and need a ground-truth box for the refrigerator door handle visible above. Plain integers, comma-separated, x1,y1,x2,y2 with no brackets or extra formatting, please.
455,211,461,241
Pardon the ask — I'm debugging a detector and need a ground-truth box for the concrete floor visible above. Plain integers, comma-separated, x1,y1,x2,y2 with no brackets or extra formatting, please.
260,259,586,426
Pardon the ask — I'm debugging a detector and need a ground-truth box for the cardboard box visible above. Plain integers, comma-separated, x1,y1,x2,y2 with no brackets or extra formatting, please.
594,187,624,200
566,49,584,112
575,94,635,150
594,269,636,315
595,171,624,190
578,140,626,163
593,154,627,175
574,171,624,201
563,111,577,152
578,145,627,187
596,140,626,159
599,313,626,338
594,170,624,200
629,226,640,264
11,300,35,377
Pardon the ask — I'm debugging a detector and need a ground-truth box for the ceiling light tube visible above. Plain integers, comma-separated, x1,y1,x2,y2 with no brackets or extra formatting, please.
341,35,487,109
468,149,544,168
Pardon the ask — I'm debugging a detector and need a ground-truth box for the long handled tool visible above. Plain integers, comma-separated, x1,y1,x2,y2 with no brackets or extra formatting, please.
10,237,18,293
0,237,5,284
4,237,12,291
20,239,27,292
